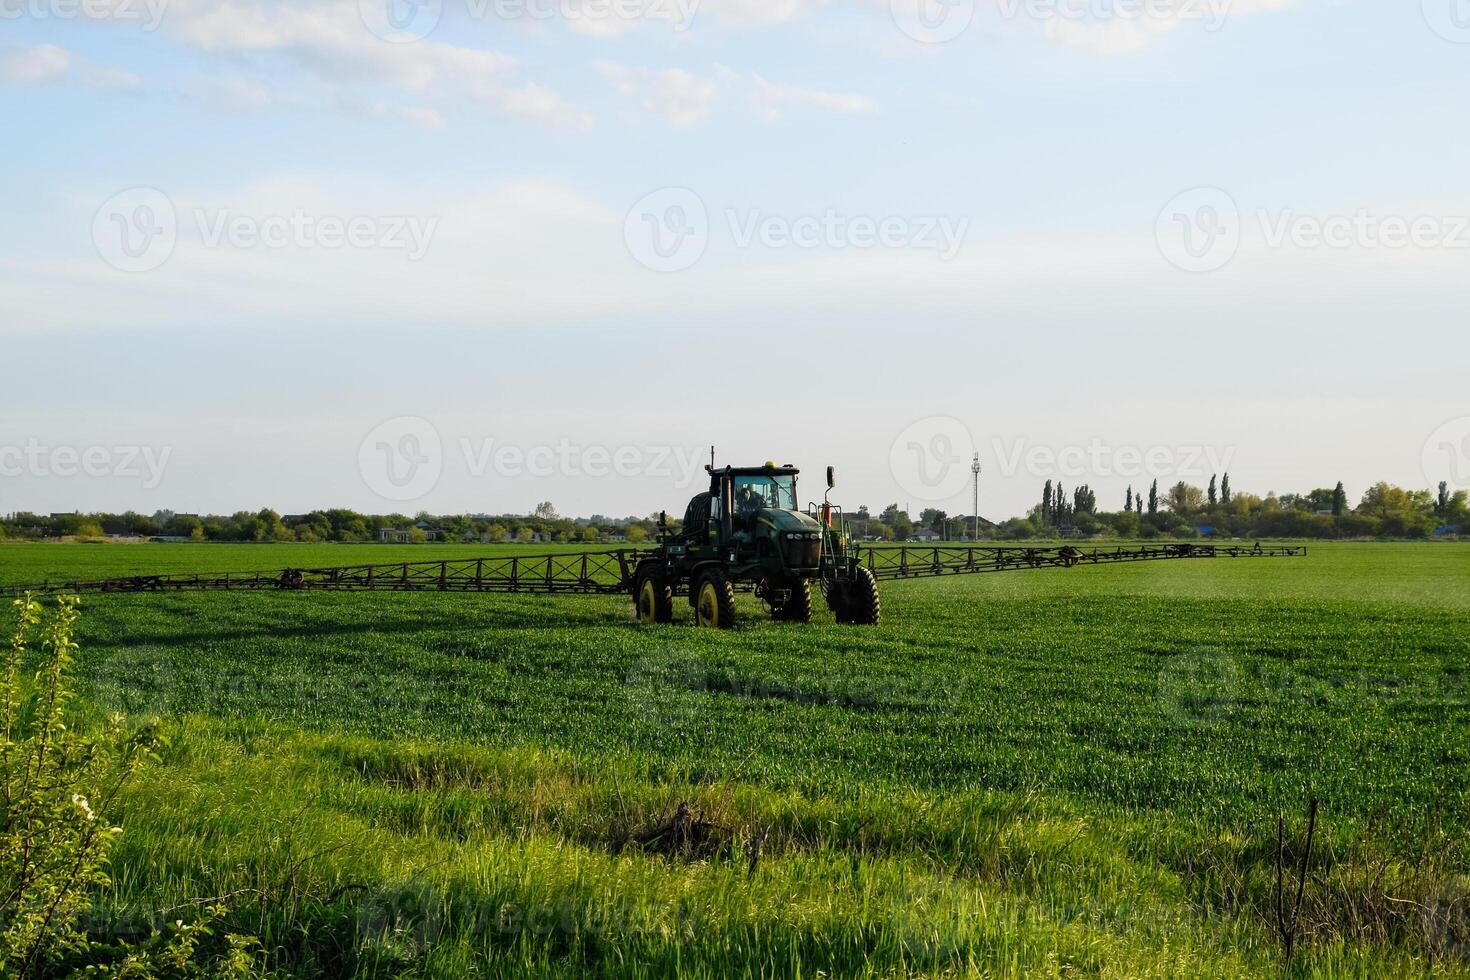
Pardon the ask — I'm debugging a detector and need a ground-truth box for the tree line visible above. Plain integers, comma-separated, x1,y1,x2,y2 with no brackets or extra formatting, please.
852,475,1465,541
0,504,660,545
2,476,1464,544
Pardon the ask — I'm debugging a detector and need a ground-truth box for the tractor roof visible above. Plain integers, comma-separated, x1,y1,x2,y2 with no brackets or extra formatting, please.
710,464,799,477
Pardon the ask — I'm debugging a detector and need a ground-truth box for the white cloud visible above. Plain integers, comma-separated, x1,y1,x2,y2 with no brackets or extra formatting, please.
1035,0,1310,55
0,44,71,85
357,99,448,130
161,0,589,130
695,0,828,25
749,72,879,121
595,61,721,126
0,44,141,91
80,65,143,91
542,0,825,32
193,76,290,113
479,81,596,131
597,60,877,125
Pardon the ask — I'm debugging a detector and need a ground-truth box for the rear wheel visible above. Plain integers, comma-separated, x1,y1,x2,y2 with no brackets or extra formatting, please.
633,564,673,624
770,578,813,623
694,569,737,629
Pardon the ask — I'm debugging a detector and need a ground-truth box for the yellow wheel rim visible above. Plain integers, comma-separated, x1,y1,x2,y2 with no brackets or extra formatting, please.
697,582,719,627
638,580,656,622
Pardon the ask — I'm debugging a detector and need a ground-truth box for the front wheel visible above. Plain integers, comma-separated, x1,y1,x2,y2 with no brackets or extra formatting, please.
770,578,813,623
694,569,737,629
828,567,881,626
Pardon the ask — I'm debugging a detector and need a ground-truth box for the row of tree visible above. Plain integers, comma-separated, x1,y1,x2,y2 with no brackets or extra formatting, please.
849,476,1464,542
0,505,661,545
3,477,1465,544
1012,474,1464,540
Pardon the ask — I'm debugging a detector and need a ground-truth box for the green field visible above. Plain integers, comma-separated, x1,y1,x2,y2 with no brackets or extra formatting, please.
3,541,1468,977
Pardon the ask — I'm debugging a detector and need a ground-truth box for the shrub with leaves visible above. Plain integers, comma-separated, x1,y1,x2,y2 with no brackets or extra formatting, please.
1,594,258,978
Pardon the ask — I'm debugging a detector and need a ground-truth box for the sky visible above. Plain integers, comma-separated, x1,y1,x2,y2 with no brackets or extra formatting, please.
2,0,1469,522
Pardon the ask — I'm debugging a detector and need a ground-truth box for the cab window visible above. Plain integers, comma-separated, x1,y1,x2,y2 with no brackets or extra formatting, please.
732,474,796,512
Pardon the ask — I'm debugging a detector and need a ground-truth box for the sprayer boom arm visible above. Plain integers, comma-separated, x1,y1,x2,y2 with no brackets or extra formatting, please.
2,543,1305,599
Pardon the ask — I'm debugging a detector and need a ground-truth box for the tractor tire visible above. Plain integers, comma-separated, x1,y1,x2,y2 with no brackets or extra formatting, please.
771,578,813,623
694,569,737,629
633,564,673,624
835,567,881,626
821,578,848,619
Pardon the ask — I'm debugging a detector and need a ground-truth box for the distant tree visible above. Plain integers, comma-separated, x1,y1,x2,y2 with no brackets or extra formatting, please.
72,518,105,539
1295,489,1335,513
1042,480,1053,526
250,508,290,542
580,526,600,543
1448,490,1469,523
516,526,535,542
1073,484,1096,514
1359,483,1433,520
1332,482,1347,517
880,503,914,540
1135,496,1143,517
1113,507,1140,538
624,524,648,543
1220,473,1231,504
1167,482,1205,514
919,508,947,532
1438,481,1451,516
1147,479,1159,516
1208,475,1218,507
408,526,428,543
533,501,558,520
1125,485,1133,512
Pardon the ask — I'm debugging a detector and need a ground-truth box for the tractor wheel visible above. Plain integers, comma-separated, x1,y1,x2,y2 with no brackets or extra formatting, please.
694,569,737,629
835,567,881,626
633,564,673,624
771,578,813,623
821,578,848,620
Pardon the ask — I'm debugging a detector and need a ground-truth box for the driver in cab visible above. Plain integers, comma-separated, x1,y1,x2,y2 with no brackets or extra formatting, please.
736,483,766,529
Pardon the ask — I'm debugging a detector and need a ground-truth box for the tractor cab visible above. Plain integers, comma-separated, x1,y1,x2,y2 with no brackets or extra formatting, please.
681,463,822,558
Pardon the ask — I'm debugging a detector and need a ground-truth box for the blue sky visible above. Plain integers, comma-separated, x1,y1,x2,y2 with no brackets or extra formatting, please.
3,0,1469,520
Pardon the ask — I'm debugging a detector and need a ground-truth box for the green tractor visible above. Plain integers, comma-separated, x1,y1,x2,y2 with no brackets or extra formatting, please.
632,462,881,628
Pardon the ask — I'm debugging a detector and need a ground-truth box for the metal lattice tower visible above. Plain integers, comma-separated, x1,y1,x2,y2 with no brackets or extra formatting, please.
971,453,981,542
